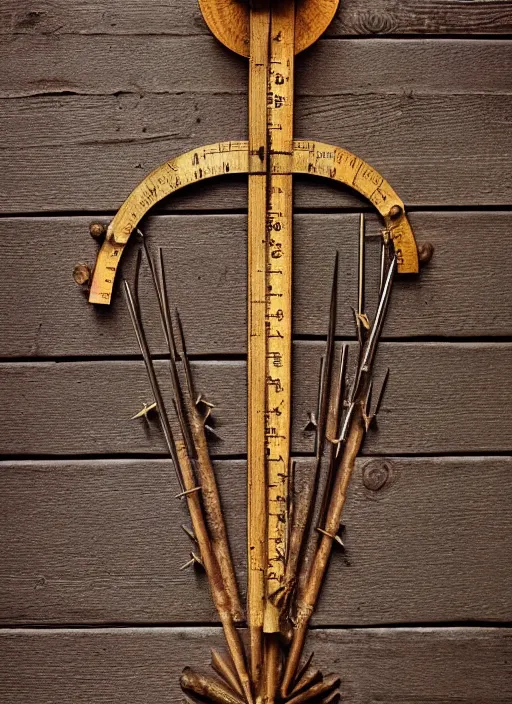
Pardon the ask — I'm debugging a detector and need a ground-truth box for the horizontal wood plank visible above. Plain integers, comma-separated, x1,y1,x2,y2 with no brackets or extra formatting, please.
0,627,510,703
3,38,510,97
1,212,511,358
0,343,510,456
0,40,510,211
0,457,510,626
2,0,511,37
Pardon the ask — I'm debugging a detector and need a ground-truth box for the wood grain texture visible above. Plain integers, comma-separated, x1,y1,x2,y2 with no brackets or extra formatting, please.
1,212,511,358
4,37,510,97
2,0,511,36
0,627,510,703
1,456,510,626
0,40,510,212
0,343,510,457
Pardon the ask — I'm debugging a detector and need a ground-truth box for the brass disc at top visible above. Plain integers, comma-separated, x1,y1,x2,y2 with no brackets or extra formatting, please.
199,0,340,57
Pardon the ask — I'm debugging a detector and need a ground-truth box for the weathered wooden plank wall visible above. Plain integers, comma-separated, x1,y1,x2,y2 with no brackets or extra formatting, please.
0,0,511,701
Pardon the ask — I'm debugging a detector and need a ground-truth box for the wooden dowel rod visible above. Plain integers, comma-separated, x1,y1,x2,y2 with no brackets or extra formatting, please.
286,675,341,704
176,442,252,704
181,667,245,704
247,2,270,691
281,411,365,696
211,649,245,698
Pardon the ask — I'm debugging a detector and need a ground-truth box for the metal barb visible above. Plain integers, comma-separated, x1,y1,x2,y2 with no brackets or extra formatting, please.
122,279,185,493
316,527,344,548
191,551,204,568
181,524,197,543
130,401,157,420
175,485,202,499
303,411,318,434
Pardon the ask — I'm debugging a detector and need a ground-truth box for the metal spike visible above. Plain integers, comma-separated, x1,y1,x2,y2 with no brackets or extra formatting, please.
138,230,166,339
316,527,345,549
204,424,222,440
158,247,180,361
181,524,197,543
147,243,196,460
191,551,204,568
291,253,340,604
350,306,361,346
359,253,397,375
179,556,195,571
364,380,373,419
130,401,157,420
373,368,390,419
357,214,366,347
123,279,185,493
337,253,397,445
175,485,202,499
379,237,386,297
316,251,338,460
196,394,215,409
133,245,143,320
317,344,348,527
175,307,196,402
303,411,318,434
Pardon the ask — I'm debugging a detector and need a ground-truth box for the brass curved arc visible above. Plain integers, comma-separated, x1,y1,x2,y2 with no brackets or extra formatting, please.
89,140,418,305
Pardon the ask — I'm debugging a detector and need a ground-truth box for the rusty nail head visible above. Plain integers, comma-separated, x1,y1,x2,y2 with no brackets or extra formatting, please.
89,222,107,241
418,241,434,266
73,263,91,286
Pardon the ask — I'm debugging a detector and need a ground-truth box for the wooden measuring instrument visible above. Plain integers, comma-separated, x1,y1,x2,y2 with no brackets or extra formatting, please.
81,0,427,701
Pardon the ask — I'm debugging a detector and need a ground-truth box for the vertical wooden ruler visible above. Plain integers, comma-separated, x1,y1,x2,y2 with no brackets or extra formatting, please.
264,0,295,636
247,0,295,689
247,1,270,687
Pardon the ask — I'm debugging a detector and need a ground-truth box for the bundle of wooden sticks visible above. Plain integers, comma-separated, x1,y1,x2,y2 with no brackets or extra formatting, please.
124,218,396,704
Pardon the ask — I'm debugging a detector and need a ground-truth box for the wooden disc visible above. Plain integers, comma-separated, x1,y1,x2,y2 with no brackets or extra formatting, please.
198,0,340,57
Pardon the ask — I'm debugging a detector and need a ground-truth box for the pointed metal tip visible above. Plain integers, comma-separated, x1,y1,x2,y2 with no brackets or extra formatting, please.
181,524,197,542
179,556,195,571
130,401,157,420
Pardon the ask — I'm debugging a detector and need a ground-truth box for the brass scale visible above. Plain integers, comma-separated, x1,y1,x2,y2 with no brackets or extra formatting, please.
84,0,421,697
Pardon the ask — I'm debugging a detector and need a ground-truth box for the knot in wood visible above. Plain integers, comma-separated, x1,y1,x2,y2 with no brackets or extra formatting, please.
357,10,397,36
362,460,391,492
